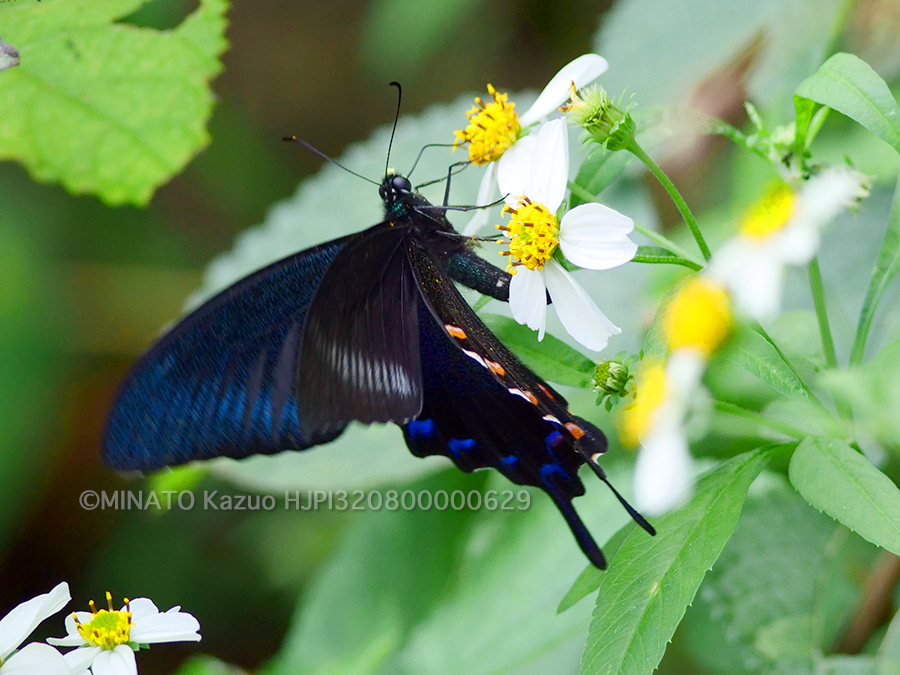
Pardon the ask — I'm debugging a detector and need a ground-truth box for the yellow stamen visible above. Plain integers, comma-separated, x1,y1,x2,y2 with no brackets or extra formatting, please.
454,84,521,165
664,277,732,356
740,183,796,239
497,198,559,273
75,592,132,650
619,361,667,448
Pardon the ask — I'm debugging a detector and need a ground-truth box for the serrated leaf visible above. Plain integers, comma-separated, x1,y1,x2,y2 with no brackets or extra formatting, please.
557,523,634,614
795,53,900,155
0,0,228,205
718,325,808,400
480,313,595,388
789,436,900,556
579,449,769,675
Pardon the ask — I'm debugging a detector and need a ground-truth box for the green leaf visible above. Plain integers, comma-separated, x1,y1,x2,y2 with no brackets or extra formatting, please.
851,171,900,365
718,325,808,400
262,471,480,675
557,523,634,614
789,436,900,556
174,655,245,675
795,53,900,155
0,0,228,205
680,474,878,674
817,656,877,675
579,449,769,675
876,607,900,675
480,313,596,389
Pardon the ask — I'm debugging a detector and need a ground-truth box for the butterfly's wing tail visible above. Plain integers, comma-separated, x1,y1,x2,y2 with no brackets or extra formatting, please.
103,238,352,471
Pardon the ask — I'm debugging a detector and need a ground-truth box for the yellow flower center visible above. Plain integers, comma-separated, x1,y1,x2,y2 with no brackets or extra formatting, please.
664,276,732,356
619,361,667,447
739,183,796,239
454,84,521,165
497,197,560,273
75,593,132,650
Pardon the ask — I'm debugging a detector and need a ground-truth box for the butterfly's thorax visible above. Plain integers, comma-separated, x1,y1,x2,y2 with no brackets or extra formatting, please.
379,172,461,256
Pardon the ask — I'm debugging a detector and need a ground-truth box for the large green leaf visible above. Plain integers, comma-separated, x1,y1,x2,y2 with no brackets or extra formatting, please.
789,436,900,556
0,0,228,205
579,450,769,675
795,53,900,155
718,324,808,400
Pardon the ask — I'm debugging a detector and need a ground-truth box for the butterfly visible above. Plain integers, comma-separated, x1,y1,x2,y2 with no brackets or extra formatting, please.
103,168,654,569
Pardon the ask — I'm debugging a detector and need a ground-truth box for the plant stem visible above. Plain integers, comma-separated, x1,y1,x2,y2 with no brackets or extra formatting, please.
626,139,711,261
713,400,807,440
808,257,838,369
631,254,702,271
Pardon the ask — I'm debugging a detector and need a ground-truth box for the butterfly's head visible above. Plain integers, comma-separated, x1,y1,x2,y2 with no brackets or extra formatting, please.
379,172,413,211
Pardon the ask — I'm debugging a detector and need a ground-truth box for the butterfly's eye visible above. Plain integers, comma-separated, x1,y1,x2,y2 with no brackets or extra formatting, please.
379,184,388,200
392,175,412,193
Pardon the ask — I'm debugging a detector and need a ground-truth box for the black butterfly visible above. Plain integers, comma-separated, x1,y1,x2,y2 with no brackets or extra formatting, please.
103,171,654,568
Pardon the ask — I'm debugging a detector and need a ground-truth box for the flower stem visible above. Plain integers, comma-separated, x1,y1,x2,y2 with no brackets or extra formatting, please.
808,257,838,369
631,254,702,271
712,400,808,440
625,140,711,261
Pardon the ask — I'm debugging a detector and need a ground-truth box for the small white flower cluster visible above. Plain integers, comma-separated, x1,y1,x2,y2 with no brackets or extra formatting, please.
456,54,638,353
0,583,200,675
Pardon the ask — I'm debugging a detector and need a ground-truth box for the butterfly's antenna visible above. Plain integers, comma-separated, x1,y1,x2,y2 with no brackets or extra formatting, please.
407,142,458,178
584,457,657,536
283,136,379,186
386,81,402,176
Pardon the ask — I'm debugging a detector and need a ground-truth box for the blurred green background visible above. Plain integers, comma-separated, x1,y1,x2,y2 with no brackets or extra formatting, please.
3,0,900,673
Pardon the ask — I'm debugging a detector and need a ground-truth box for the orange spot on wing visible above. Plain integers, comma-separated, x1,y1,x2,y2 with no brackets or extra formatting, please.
565,422,585,439
537,383,555,400
445,324,467,340
487,360,505,376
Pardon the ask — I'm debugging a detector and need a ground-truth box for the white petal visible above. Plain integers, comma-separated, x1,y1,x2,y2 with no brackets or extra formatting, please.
462,164,497,235
130,608,201,644
543,260,619,352
775,219,820,265
558,203,637,269
63,646,101,675
528,119,568,211
123,598,159,623
0,582,70,661
797,168,863,228
520,53,609,126
710,239,784,321
633,419,693,516
47,612,90,647
0,643,70,675
90,645,136,675
509,268,547,340
497,135,536,204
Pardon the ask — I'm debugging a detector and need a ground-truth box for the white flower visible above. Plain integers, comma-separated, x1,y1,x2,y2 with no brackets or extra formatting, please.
629,352,705,516
455,53,609,235
496,118,636,351
0,582,70,675
708,168,867,321
49,595,201,675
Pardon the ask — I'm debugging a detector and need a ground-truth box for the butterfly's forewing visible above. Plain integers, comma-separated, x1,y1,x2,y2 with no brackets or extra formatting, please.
297,222,423,439
103,239,352,471
403,241,610,567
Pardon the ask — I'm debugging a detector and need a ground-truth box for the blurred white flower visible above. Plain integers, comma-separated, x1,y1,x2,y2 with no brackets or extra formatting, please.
495,118,636,351
622,276,732,515
709,168,868,321
0,582,70,675
454,53,609,234
50,594,200,675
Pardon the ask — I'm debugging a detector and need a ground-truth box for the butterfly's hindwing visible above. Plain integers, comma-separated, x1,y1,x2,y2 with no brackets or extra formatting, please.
402,240,610,567
297,222,423,439
103,239,352,471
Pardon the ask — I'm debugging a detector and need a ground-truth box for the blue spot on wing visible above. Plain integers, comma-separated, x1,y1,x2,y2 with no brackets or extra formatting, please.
406,418,437,440
103,240,349,471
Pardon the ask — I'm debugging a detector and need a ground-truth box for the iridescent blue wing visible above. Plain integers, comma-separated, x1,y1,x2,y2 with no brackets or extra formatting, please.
103,237,352,471
403,241,613,568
